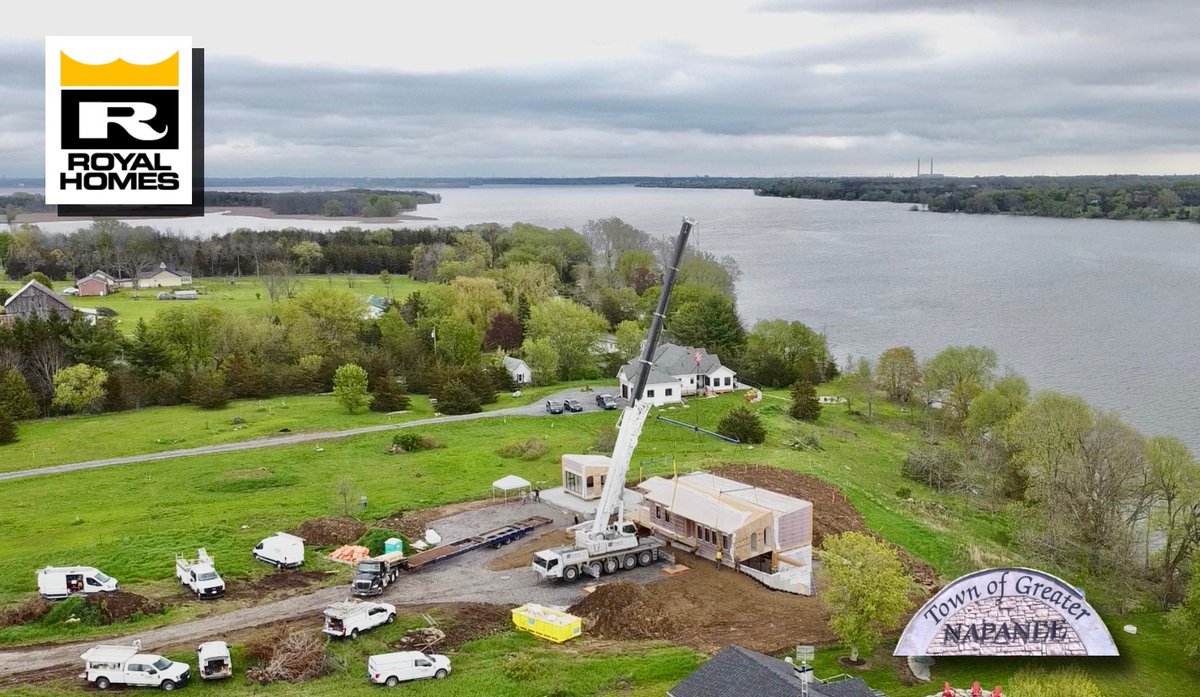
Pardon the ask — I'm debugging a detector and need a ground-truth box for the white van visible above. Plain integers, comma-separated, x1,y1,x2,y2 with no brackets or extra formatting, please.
322,600,395,639
38,566,118,600
196,641,232,680
80,642,190,691
252,532,305,569
367,651,451,686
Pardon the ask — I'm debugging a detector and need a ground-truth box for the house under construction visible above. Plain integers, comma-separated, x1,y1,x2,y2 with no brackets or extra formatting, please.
633,472,813,595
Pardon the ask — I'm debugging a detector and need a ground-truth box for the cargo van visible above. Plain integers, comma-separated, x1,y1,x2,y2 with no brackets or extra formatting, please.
37,566,118,600
252,533,305,569
366,651,451,686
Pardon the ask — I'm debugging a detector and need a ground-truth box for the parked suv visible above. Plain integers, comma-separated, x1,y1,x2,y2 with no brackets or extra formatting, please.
595,394,617,410
545,400,564,414
564,399,583,413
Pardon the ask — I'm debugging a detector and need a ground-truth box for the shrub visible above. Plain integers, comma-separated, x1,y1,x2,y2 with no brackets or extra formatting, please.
895,486,913,499
0,409,16,445
498,438,547,460
369,372,411,413
501,652,543,682
51,363,109,414
717,406,766,444
20,272,52,289
902,446,961,491
592,425,618,455
789,380,821,421
1009,667,1102,697
436,379,481,415
388,431,441,454
189,367,230,409
357,528,411,556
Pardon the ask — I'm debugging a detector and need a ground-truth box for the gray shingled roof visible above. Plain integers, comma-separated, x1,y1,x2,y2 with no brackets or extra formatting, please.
618,343,728,385
668,646,876,697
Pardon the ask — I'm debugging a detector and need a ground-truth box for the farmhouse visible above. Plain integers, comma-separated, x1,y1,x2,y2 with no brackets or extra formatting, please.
77,270,120,297
616,343,737,407
634,471,814,595
668,645,875,697
136,262,193,288
2,279,75,322
503,356,532,385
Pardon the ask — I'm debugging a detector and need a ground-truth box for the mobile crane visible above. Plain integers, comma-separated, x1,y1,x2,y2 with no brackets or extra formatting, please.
532,217,694,581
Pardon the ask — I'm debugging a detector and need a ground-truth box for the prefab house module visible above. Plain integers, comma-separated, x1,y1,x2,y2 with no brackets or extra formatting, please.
634,472,813,595
561,454,613,500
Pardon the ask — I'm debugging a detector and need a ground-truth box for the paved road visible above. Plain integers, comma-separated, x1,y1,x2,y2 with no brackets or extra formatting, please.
0,388,621,483
0,500,661,678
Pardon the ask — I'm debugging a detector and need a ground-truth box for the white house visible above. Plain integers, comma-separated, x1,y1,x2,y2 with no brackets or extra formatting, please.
503,356,532,385
133,262,193,288
616,344,738,407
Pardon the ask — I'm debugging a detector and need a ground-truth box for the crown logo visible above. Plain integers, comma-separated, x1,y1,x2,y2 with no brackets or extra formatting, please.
60,51,179,87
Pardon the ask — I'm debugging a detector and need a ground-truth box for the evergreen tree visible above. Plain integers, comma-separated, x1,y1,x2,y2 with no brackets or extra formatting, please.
717,406,766,444
0,369,37,420
0,409,16,445
436,379,481,415
369,372,411,412
789,380,821,421
125,319,174,377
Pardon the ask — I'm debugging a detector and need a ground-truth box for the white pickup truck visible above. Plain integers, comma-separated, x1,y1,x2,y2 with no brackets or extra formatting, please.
175,549,225,599
80,641,190,691
322,600,396,639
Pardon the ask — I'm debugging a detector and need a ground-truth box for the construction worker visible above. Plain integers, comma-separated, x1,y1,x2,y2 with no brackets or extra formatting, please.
714,548,723,569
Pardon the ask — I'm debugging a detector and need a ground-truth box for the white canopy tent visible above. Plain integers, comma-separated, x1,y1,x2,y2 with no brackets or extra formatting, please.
492,474,532,503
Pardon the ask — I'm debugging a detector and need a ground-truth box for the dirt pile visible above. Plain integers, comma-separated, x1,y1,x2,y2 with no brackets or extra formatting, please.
711,463,941,590
375,499,498,540
0,598,52,628
568,583,675,640
245,627,334,684
87,591,164,624
289,516,368,546
390,603,512,651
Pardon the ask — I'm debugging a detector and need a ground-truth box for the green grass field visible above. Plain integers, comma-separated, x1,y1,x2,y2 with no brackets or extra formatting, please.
0,273,424,330
0,380,607,473
0,389,1196,695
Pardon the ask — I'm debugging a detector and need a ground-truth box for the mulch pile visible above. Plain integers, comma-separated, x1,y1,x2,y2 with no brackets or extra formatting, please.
289,517,368,547
0,597,52,628
568,583,675,640
712,463,941,590
88,591,164,624
245,627,332,684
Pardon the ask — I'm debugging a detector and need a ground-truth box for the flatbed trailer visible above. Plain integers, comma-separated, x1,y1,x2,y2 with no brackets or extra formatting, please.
402,516,552,571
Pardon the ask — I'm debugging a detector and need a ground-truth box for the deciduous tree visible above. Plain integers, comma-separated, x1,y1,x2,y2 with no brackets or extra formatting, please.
875,346,921,402
818,532,913,663
51,363,109,414
525,297,606,380
924,346,997,427
333,363,372,413
740,319,828,388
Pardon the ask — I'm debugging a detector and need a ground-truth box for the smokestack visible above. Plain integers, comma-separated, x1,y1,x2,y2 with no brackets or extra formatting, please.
785,657,813,697
930,158,934,175
917,158,920,177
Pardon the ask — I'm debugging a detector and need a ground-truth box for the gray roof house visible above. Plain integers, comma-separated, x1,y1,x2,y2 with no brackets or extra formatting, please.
503,356,532,385
616,343,738,406
668,645,879,697
1,279,75,322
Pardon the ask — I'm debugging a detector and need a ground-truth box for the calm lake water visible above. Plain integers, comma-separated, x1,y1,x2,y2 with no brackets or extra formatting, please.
18,185,1200,449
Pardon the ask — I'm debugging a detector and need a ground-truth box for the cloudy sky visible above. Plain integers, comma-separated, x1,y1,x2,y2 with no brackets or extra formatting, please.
2,0,1198,177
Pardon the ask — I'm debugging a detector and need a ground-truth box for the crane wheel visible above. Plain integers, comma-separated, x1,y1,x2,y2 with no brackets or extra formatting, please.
623,554,637,569
603,558,618,574
638,551,652,567
564,566,579,581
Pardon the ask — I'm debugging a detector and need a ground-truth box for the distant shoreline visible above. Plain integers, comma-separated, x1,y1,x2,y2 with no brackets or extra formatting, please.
11,206,439,225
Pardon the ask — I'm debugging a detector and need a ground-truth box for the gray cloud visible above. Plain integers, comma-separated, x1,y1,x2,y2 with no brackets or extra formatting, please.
3,1,1200,177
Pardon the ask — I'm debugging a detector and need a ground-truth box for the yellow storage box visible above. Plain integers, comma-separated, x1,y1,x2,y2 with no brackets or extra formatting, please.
511,603,582,643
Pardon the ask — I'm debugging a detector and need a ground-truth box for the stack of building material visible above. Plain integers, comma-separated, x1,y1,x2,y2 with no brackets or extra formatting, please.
327,545,371,564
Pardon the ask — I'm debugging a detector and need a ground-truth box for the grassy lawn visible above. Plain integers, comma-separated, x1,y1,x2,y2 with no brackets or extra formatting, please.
0,274,425,331
1,380,613,473
0,630,703,696
0,389,1195,695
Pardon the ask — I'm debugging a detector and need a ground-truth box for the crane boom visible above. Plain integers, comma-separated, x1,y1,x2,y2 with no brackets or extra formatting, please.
580,217,693,546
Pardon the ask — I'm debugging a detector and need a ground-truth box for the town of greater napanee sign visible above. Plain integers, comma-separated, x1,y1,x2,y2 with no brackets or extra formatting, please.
894,568,1119,657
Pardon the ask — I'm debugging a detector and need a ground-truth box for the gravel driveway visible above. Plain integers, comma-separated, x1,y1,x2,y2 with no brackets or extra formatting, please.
0,499,661,678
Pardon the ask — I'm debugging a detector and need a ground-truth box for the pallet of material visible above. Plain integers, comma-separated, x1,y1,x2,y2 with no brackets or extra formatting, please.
661,563,690,576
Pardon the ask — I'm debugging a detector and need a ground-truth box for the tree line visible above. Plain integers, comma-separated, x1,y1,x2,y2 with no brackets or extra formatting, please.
753,174,1200,222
